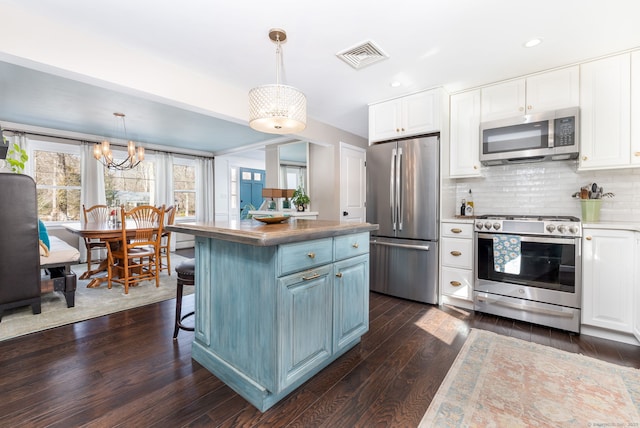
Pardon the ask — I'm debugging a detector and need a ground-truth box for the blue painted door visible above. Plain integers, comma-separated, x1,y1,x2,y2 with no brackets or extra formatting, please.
239,168,265,219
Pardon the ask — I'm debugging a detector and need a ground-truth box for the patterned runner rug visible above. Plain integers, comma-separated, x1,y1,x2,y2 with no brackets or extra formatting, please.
420,329,640,427
0,253,193,342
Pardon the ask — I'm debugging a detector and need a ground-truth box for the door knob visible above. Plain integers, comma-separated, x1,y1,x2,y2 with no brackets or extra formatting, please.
343,211,349,216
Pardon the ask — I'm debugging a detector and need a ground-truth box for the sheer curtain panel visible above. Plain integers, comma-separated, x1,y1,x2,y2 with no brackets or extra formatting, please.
196,157,214,223
79,142,107,262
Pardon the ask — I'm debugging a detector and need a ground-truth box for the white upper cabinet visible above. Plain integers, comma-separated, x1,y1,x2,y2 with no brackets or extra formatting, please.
449,90,481,177
480,78,526,122
579,53,631,170
480,66,580,122
369,89,441,144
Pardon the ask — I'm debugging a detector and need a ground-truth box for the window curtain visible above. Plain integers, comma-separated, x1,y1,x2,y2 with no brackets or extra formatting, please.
80,142,106,262
154,151,174,208
196,157,215,223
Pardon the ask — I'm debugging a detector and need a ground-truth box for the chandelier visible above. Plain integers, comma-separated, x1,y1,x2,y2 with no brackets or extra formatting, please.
248,28,307,134
93,112,144,170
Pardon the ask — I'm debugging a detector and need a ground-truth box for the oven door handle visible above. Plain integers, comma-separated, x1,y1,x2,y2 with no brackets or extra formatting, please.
476,233,578,245
476,295,575,318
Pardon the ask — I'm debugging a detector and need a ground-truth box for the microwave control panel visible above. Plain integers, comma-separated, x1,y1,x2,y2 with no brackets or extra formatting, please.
554,116,575,147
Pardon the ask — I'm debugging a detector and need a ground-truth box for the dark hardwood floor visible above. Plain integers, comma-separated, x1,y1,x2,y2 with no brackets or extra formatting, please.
2,264,640,427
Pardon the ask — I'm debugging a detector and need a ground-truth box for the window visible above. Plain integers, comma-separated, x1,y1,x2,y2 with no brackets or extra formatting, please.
31,140,81,221
230,166,238,211
173,157,196,218
104,149,155,210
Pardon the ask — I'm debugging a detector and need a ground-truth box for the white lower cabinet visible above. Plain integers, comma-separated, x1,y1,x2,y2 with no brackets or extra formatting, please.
582,228,638,344
440,220,474,307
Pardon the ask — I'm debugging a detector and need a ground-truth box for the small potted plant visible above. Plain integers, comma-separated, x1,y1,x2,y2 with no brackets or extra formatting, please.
291,186,310,212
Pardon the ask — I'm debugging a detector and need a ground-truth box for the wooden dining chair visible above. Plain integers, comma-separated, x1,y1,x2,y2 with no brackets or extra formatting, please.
82,204,110,272
158,205,176,275
106,205,165,294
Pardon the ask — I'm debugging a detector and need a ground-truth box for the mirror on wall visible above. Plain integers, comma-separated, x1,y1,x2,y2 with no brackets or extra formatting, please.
278,141,308,193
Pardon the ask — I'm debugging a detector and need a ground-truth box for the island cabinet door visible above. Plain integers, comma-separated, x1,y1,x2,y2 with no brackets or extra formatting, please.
277,264,333,391
333,254,369,352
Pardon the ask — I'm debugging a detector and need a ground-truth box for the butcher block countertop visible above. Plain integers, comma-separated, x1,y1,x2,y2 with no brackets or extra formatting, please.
167,219,378,246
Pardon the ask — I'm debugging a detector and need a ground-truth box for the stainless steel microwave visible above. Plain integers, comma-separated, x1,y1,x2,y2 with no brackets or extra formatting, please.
480,107,579,166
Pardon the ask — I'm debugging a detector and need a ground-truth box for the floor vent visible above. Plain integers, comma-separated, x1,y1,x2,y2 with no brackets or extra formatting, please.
336,40,389,70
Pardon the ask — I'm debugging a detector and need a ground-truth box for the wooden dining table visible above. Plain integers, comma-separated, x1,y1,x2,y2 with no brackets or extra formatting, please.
64,220,139,288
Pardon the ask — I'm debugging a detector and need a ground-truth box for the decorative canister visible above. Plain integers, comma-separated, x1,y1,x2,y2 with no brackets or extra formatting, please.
580,199,602,222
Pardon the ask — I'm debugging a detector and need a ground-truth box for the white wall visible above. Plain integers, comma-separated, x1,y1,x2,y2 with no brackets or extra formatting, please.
450,160,640,222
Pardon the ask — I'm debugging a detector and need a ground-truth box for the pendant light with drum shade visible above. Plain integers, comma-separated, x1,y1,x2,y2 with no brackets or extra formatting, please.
248,28,307,134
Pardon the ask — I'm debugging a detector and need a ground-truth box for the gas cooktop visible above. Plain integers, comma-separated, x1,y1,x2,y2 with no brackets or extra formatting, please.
474,214,581,237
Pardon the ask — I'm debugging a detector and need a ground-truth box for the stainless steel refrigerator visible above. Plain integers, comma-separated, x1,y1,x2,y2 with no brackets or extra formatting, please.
367,134,439,304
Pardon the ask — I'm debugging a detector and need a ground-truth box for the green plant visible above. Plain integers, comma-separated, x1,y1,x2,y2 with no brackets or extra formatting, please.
6,142,28,174
291,186,310,208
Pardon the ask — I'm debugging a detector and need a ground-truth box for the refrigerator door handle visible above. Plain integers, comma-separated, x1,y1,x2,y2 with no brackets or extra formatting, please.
397,147,403,231
371,240,430,251
390,148,397,230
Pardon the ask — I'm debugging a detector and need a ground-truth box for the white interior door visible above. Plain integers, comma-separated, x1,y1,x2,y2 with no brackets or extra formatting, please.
340,143,366,223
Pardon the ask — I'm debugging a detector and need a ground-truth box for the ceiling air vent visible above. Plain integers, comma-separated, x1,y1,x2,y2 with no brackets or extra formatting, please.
336,40,389,70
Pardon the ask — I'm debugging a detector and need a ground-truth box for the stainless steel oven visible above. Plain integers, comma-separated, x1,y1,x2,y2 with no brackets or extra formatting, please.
473,215,582,333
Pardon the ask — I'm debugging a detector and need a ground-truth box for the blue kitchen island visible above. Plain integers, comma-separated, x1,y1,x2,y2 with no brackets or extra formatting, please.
167,219,378,411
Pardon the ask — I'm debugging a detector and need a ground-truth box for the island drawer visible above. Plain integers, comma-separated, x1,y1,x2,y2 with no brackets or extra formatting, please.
279,238,333,276
334,232,369,261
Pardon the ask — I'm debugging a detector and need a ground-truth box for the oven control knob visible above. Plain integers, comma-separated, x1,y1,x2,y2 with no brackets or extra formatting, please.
568,225,579,234
546,224,556,233
493,222,501,230
484,221,492,230
557,224,567,234
475,222,483,230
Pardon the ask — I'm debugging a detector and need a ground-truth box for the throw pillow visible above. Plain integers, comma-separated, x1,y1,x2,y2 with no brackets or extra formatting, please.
39,240,50,257
38,219,50,250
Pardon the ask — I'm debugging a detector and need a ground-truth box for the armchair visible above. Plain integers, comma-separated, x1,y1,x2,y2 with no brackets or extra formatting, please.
0,174,41,320
0,174,79,321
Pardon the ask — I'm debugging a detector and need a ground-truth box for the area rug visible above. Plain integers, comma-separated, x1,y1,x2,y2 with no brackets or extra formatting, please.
420,329,640,427
0,253,193,342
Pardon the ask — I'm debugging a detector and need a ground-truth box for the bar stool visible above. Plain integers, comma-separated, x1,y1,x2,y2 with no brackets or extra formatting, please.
173,259,195,339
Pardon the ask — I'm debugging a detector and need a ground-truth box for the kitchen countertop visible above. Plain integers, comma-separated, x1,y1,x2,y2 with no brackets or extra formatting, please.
582,221,640,232
442,216,476,223
248,210,319,217
167,219,378,246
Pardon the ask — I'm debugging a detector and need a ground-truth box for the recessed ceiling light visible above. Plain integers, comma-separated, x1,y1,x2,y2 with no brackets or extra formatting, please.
524,38,543,48
390,81,401,88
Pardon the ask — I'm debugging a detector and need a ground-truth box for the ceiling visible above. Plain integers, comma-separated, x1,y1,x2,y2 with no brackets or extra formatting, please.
1,0,640,155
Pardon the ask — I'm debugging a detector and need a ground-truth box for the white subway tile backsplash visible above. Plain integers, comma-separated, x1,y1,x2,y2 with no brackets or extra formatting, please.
453,160,640,222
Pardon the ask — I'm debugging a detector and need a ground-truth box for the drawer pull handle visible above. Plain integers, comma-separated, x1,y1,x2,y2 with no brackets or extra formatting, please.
307,252,315,259
335,272,343,278
450,281,462,287
303,272,320,281
585,236,592,241
450,251,462,256
352,243,359,249
451,228,462,233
